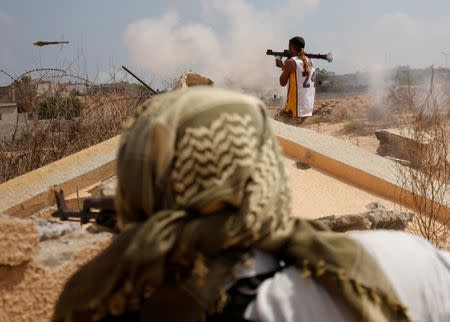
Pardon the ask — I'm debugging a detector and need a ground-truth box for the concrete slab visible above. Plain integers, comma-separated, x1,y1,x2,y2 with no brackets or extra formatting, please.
375,129,435,167
0,136,120,217
376,128,433,143
271,120,449,218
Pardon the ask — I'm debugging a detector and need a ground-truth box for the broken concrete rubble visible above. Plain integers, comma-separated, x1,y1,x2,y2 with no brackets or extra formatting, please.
33,218,79,241
35,229,112,270
317,202,414,232
173,72,214,89
375,129,433,167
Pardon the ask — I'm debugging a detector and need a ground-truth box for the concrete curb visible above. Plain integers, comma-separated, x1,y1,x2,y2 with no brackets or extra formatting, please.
0,136,120,217
1,121,448,219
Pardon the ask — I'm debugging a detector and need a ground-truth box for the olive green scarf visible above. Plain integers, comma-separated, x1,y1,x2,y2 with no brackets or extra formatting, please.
53,87,411,322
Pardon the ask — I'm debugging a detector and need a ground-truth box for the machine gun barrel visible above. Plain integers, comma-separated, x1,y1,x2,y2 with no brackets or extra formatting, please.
122,66,158,95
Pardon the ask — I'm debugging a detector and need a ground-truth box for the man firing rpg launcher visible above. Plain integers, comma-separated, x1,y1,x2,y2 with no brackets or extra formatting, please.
267,36,333,125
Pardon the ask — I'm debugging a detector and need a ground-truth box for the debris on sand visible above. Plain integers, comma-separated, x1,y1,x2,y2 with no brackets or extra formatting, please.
317,203,414,232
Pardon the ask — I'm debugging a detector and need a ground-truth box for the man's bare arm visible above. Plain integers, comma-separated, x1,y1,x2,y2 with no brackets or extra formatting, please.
279,59,296,87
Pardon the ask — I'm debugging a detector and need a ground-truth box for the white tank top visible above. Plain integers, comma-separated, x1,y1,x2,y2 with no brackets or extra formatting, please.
285,56,316,117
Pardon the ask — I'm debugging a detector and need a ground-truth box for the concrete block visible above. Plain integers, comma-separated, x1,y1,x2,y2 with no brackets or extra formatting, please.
173,73,214,89
0,215,39,266
375,129,433,167
316,203,414,232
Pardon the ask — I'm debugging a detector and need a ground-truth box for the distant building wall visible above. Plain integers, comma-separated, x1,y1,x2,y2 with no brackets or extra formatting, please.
0,86,15,103
36,82,88,97
0,87,9,101
0,103,18,124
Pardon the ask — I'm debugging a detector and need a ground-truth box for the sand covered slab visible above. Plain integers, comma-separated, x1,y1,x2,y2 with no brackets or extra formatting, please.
0,215,39,266
0,217,111,322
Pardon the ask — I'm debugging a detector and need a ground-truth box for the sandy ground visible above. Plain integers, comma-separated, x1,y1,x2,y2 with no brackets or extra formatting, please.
284,158,399,219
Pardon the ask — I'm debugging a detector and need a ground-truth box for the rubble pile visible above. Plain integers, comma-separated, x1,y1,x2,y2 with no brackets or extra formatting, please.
173,72,214,89
317,202,414,232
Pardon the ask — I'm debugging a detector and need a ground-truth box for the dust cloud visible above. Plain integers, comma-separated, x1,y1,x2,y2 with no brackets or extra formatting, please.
124,0,319,92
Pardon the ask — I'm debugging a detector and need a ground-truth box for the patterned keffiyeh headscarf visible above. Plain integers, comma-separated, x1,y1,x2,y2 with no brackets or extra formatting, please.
53,87,411,322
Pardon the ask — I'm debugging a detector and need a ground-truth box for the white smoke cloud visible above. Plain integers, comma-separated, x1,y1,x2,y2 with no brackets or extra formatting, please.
125,12,220,77
124,0,319,90
125,1,450,94
353,11,450,117
335,11,450,72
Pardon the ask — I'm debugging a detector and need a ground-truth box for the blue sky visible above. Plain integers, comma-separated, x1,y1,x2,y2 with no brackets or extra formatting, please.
1,0,450,87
